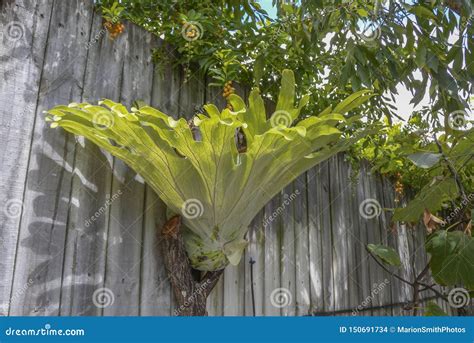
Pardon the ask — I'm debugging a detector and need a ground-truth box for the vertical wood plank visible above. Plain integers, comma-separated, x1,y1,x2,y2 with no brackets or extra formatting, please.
294,174,310,315
9,0,94,315
59,12,125,316
139,44,179,316
366,171,381,316
306,166,324,314
102,22,153,316
341,156,362,316
374,174,393,315
244,212,265,316
380,177,398,315
354,162,373,316
139,189,170,315
263,194,282,316
330,155,350,314
280,183,296,316
0,0,54,315
319,160,334,313
347,166,365,317
223,261,245,316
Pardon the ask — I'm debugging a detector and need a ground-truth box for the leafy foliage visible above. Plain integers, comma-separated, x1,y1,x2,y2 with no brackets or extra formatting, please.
424,301,448,316
89,0,474,306
96,0,473,122
367,243,401,266
393,178,459,222
426,230,474,289
46,70,371,271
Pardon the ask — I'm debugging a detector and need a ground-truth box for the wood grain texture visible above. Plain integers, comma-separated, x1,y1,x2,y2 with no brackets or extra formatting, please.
306,166,324,314
102,22,154,316
59,11,123,316
8,0,94,315
280,183,296,316
294,173,310,315
0,0,54,316
263,194,282,316
0,0,445,317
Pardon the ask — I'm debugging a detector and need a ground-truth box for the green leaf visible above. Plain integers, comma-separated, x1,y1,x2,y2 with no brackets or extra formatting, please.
424,301,448,316
410,5,437,21
426,231,474,290
407,152,441,168
415,44,427,67
333,90,373,115
253,55,265,85
46,70,371,272
367,244,401,266
357,8,369,17
393,178,458,222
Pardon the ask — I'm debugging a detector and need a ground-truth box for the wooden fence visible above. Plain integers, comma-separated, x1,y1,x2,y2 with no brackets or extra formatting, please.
0,0,453,316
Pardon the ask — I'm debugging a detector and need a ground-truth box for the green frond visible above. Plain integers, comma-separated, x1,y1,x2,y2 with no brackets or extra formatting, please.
46,70,372,271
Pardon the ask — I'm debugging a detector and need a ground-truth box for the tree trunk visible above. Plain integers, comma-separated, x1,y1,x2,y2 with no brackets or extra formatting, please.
160,215,224,316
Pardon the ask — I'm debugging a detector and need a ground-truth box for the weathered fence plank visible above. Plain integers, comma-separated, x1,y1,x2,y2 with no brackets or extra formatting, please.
331,155,350,314
9,0,94,315
0,0,54,316
294,174,310,315
59,10,123,316
263,195,282,316
319,161,335,313
281,183,296,316
244,212,265,316
102,22,154,316
307,166,324,314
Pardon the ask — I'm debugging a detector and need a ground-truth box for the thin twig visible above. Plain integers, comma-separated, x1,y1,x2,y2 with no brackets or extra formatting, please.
433,134,467,200
366,247,412,286
249,258,256,317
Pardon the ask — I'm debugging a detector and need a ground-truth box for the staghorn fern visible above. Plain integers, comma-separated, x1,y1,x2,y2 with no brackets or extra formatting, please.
46,70,372,271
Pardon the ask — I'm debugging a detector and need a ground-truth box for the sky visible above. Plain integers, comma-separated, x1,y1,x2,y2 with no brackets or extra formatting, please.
256,0,431,121
259,0,278,18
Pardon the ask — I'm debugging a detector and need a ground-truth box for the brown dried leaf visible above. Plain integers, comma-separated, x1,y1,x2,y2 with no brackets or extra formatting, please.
423,208,445,234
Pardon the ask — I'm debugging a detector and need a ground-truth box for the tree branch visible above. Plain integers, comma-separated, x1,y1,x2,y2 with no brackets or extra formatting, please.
433,134,467,200
366,247,412,286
